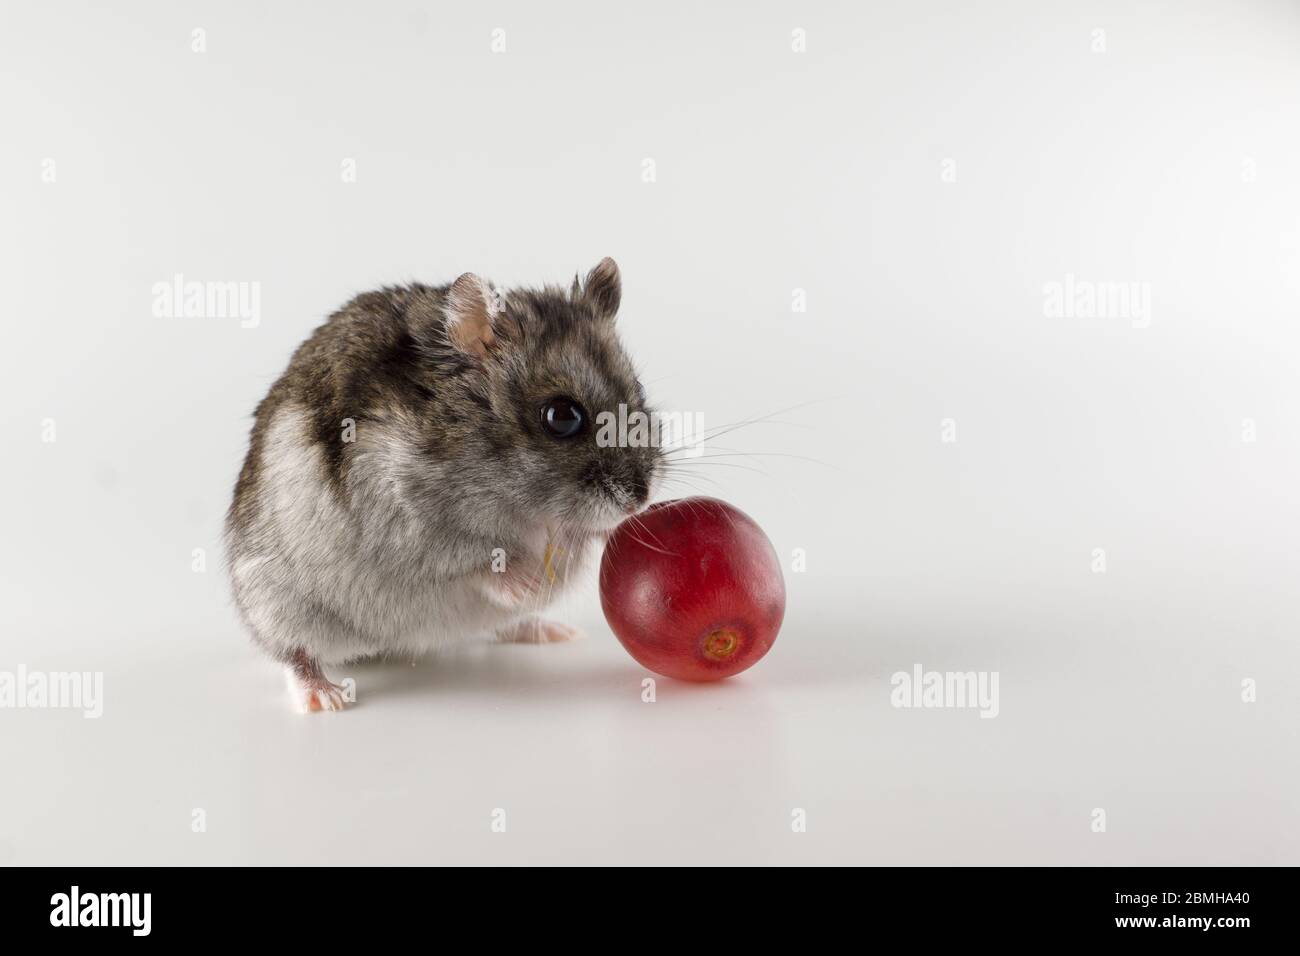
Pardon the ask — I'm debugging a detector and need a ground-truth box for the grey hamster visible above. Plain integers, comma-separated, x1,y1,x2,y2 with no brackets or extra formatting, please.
224,258,661,712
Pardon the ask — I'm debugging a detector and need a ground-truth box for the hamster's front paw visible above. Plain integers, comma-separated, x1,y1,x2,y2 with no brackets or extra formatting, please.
285,650,350,714
482,566,546,610
496,617,584,644
482,540,577,611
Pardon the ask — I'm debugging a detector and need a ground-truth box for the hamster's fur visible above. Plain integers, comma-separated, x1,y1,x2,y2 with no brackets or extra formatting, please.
225,259,660,712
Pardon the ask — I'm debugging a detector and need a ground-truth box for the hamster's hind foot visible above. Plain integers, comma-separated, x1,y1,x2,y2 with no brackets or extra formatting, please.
285,649,349,714
496,617,584,645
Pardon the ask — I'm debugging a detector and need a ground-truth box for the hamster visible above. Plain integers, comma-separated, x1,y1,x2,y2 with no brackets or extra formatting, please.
224,258,662,712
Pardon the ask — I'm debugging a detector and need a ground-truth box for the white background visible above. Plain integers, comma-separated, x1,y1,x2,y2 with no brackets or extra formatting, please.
1,0,1297,865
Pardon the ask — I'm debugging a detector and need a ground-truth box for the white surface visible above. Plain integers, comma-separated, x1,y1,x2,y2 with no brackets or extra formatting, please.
2,0,1298,866
1,578,1295,866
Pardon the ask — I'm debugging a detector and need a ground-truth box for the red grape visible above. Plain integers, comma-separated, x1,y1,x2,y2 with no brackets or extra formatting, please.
599,497,785,680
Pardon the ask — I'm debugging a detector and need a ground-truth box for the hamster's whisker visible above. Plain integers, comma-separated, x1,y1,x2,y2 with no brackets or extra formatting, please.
620,510,671,552
663,459,769,476
674,397,832,447
667,448,839,469
661,420,812,451
657,468,724,492
616,514,680,558
657,475,722,497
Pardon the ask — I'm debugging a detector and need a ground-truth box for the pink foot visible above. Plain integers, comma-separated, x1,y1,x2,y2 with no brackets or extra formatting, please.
496,618,583,644
286,650,349,713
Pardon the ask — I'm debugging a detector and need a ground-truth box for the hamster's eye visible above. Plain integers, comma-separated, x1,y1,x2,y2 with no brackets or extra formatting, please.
540,396,586,439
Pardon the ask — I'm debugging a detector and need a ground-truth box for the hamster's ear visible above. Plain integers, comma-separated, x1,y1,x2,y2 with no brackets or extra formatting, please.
577,257,621,321
444,273,500,358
